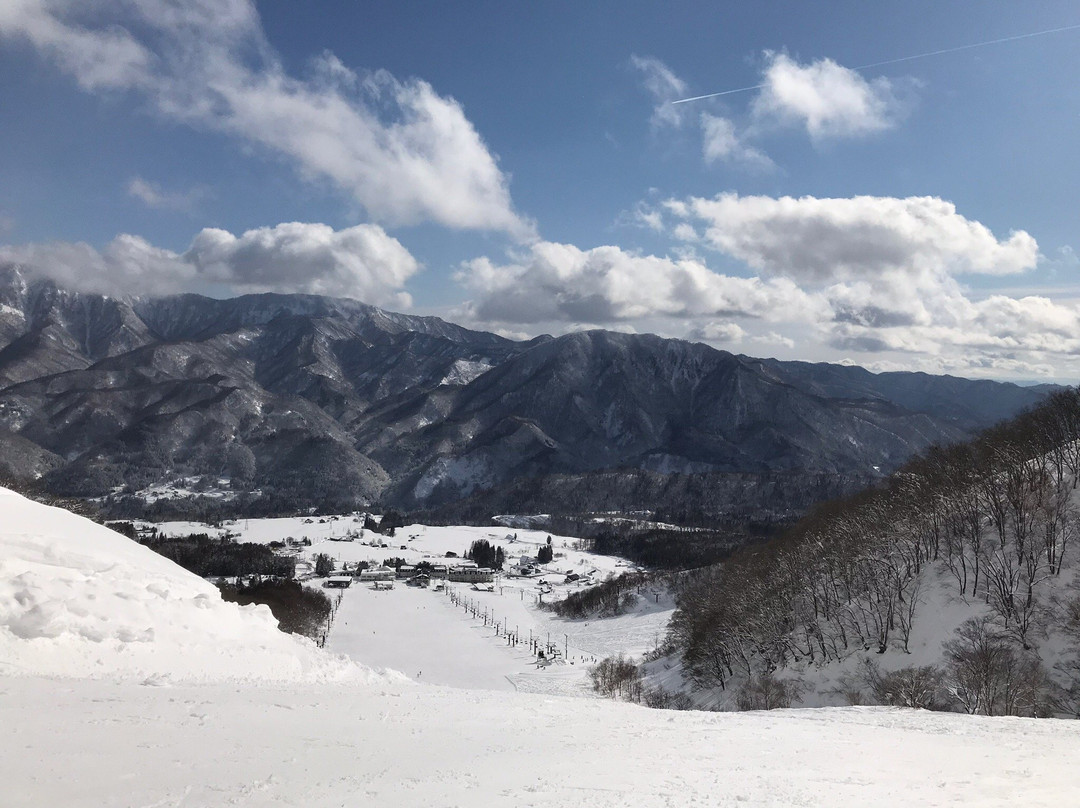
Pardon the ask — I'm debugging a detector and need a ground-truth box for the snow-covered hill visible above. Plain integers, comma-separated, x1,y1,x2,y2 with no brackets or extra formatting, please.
666,390,1080,716
3,487,1080,806
0,487,371,684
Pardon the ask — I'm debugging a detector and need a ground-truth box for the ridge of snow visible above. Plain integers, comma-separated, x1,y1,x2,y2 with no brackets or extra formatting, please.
0,487,383,684
439,357,493,386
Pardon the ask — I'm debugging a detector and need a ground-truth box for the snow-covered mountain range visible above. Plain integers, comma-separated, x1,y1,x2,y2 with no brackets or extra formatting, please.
0,265,1055,516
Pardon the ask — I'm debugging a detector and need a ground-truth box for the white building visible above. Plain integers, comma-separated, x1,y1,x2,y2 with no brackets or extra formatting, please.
448,566,495,583
359,565,395,582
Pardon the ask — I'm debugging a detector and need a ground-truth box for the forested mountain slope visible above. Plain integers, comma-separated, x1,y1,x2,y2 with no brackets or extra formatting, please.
666,388,1080,716
0,265,1057,517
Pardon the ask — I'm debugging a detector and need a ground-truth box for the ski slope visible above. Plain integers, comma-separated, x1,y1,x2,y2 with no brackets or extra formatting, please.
4,488,1080,806
326,574,674,696
150,515,668,694
5,675,1080,808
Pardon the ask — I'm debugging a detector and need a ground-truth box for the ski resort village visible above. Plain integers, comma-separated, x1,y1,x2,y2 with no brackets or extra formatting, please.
132,513,663,694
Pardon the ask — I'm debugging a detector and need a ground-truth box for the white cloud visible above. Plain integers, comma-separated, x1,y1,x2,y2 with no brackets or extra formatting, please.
700,114,738,160
631,206,665,232
666,193,1038,283
455,240,825,326
595,193,1080,379
671,222,699,242
630,57,776,168
0,1,153,91
700,114,773,169
823,286,1080,369
660,192,1079,372
688,321,746,343
751,52,907,139
686,322,796,353
127,177,204,211
632,52,911,169
1037,244,1080,280
0,222,419,305
630,54,688,129
0,1,529,237
1,234,183,296
752,331,796,350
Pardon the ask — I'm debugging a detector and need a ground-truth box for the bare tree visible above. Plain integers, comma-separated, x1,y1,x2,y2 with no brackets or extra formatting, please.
943,616,1051,716
859,658,946,710
736,667,806,711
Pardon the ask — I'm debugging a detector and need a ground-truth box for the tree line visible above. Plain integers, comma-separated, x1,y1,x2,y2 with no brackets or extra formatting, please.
139,532,297,579
218,578,334,643
543,572,651,619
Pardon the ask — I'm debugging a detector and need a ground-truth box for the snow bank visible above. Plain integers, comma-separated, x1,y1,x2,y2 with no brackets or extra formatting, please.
0,487,379,684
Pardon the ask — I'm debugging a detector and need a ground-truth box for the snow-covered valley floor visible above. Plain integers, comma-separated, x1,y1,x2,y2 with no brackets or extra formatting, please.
149,516,673,695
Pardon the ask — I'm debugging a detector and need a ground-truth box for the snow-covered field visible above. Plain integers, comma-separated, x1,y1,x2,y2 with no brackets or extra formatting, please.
4,488,1080,806
148,515,669,695
326,574,673,696
148,515,633,581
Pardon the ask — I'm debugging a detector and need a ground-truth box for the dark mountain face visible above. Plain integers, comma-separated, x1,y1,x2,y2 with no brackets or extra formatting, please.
0,266,1057,515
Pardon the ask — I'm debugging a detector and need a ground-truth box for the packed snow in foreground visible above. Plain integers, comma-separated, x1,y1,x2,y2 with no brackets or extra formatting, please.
3,487,1080,806
5,677,1080,807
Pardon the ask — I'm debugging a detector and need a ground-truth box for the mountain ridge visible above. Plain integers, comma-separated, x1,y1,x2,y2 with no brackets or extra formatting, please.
0,265,1058,516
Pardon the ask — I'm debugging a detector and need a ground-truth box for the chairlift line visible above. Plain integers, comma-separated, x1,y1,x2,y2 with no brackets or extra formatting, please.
672,22,1080,105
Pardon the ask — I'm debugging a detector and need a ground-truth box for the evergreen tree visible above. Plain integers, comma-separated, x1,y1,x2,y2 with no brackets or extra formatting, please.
313,553,335,577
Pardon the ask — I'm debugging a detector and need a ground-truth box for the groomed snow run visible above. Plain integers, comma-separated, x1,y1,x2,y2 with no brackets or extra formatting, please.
3,487,1080,806
5,677,1080,807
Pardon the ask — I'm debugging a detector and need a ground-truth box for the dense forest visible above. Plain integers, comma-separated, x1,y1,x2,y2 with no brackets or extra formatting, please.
667,388,1080,717
582,526,766,570
419,469,872,529
138,532,297,579
218,578,335,644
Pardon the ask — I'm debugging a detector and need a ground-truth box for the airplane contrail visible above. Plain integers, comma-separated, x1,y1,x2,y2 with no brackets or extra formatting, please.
671,22,1080,105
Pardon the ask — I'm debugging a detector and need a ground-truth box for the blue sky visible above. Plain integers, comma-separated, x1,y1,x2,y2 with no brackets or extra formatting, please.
2,1,1080,381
